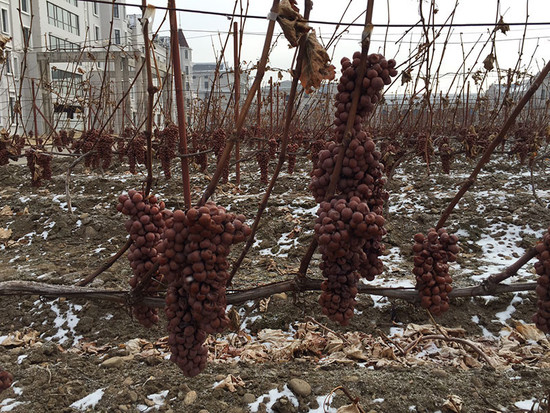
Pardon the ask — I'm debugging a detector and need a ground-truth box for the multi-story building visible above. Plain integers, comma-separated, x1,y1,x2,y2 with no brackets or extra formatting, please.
0,0,193,135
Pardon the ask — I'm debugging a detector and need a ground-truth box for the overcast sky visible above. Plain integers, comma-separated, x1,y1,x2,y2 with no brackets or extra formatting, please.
141,0,549,95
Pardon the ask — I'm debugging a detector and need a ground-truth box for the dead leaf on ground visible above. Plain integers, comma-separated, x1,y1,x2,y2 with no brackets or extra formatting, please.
442,394,463,412
0,330,40,347
337,404,361,413
0,227,12,241
213,374,245,392
0,205,12,216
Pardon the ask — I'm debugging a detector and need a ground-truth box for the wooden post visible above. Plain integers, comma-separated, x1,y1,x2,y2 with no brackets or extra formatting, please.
168,0,192,208
31,79,39,137
233,21,241,187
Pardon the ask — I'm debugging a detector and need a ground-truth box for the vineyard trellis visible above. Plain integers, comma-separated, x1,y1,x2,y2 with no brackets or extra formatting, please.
1,0,550,386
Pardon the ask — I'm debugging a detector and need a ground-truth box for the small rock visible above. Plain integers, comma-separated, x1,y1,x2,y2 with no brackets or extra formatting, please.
243,393,256,404
117,405,128,412
122,377,133,386
184,390,197,405
215,374,226,381
272,292,287,301
198,410,210,413
288,378,311,397
431,368,448,379
144,398,156,407
80,213,90,220
228,408,245,413
128,390,138,403
41,341,59,357
101,355,132,368
85,225,97,237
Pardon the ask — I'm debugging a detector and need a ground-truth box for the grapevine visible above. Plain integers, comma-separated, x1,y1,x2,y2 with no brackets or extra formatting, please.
157,123,178,179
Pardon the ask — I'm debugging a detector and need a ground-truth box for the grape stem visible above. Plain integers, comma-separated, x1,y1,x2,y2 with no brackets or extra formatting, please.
76,238,132,287
435,59,550,231
299,0,375,278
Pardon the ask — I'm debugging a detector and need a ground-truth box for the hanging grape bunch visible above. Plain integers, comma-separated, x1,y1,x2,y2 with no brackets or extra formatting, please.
310,52,397,325
158,123,178,179
126,132,146,174
0,368,13,393
117,190,167,327
533,228,550,333
212,128,229,183
97,132,114,170
157,204,251,377
256,150,269,185
415,133,433,166
333,52,397,141
268,135,278,159
25,149,52,187
190,130,208,172
438,136,453,174
79,129,101,169
412,229,459,316
287,141,299,174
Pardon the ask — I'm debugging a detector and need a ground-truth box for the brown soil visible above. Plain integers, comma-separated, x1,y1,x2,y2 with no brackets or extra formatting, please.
0,153,549,413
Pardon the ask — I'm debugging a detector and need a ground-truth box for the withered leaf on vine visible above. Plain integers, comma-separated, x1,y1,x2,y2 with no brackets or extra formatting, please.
483,53,495,71
299,32,336,94
496,16,510,35
276,0,310,47
401,68,413,85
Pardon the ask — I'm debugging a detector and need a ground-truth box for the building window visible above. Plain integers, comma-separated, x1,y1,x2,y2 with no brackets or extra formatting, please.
185,82,190,91
184,49,188,59
66,0,78,6
93,2,98,15
13,56,19,77
204,81,208,90
113,4,119,18
22,27,31,48
47,2,80,35
21,0,29,14
184,66,189,75
1,9,8,34
114,29,121,45
5,51,11,74
9,96,15,122
49,34,80,51
95,26,99,41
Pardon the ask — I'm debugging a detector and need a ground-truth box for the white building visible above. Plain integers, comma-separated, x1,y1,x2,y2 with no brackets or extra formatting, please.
0,0,193,135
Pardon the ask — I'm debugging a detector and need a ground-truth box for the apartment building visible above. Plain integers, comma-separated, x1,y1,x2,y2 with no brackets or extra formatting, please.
0,0,193,135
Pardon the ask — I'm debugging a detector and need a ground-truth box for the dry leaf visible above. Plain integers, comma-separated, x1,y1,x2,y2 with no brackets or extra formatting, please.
442,394,463,412
125,338,143,354
276,0,310,47
0,330,39,347
0,205,12,216
299,32,336,94
0,227,12,241
213,374,245,392
337,404,361,413
496,16,510,35
515,323,547,343
483,53,495,71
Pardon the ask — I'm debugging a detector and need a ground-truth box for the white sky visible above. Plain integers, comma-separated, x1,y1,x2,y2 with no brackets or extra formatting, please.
142,0,549,95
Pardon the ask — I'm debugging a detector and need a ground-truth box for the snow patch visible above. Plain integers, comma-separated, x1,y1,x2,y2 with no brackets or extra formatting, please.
69,388,105,411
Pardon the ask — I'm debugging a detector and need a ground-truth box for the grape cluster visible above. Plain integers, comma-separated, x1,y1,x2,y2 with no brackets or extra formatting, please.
438,137,453,174
126,133,146,174
315,196,387,324
157,203,251,376
256,151,269,185
117,190,167,327
310,138,326,168
212,129,229,183
287,142,298,174
309,53,396,325
59,129,73,147
333,52,397,140
310,131,388,215
533,229,550,333
190,131,208,172
0,135,10,166
0,368,13,393
412,229,459,316
53,132,63,152
415,133,433,166
25,150,52,187
459,126,479,160
80,129,101,169
97,133,113,170
158,124,178,179
268,136,278,159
